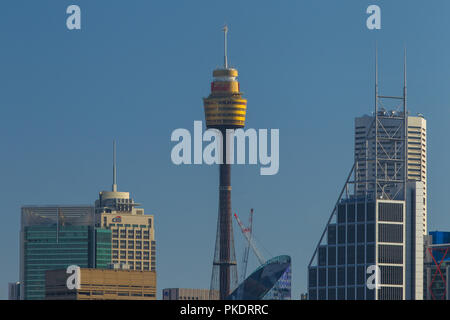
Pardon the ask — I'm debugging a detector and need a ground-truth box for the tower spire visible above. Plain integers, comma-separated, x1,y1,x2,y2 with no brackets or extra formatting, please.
223,25,228,69
112,140,117,192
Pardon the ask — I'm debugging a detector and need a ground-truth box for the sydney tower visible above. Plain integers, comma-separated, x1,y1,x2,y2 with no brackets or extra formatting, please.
203,26,247,299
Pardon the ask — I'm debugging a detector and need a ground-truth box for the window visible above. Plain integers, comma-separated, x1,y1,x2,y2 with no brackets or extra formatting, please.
338,246,345,265
347,225,355,243
318,247,326,266
309,268,317,287
347,266,355,286
347,246,355,265
328,225,336,245
328,268,336,286
338,226,346,244
357,224,365,243
338,267,345,286
357,245,365,264
318,268,326,287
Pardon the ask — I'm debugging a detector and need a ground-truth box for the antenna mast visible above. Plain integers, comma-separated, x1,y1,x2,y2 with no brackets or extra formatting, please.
223,25,228,68
112,140,117,192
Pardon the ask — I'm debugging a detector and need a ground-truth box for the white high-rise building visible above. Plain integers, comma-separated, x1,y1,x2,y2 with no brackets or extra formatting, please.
354,113,427,235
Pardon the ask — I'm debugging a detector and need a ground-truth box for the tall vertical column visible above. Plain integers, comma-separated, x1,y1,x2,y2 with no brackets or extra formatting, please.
218,130,232,299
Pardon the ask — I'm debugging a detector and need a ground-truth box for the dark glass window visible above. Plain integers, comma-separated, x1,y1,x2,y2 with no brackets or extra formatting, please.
328,268,336,286
367,202,375,221
357,245,365,264
319,268,327,287
378,224,403,243
347,245,355,265
378,245,403,264
338,226,346,244
367,224,375,242
319,247,327,266
328,288,336,300
328,246,336,266
347,287,355,300
328,225,336,245
338,246,346,265
309,289,317,300
357,224,365,243
357,266,365,285
380,266,403,285
338,267,345,286
318,289,326,300
337,287,345,300
347,204,355,223
347,224,355,243
347,266,355,286
356,286,365,300
338,205,346,223
366,287,375,300
357,203,365,222
367,244,375,263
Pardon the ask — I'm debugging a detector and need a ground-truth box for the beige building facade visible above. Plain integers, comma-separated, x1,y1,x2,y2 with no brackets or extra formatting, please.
95,190,156,272
45,268,156,300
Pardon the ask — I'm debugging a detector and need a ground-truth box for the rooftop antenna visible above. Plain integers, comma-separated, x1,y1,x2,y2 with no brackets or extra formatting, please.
404,47,407,99
223,25,228,68
112,140,117,192
375,41,378,113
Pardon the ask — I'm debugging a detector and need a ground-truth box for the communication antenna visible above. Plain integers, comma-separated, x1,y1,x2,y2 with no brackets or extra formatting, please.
223,25,228,68
112,140,117,192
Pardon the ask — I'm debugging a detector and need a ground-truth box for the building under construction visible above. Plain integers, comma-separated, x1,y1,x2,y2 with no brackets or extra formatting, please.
203,26,247,299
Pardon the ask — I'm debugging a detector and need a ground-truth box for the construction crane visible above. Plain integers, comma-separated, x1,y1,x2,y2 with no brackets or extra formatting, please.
234,209,253,281
234,209,266,272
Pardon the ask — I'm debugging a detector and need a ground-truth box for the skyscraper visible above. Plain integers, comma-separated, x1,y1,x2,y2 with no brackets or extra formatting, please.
19,205,101,300
355,114,427,234
203,26,247,299
307,51,426,300
94,142,156,273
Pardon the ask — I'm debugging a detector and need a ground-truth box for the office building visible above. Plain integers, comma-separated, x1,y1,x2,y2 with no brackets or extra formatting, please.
162,288,219,300
19,205,109,300
94,142,156,273
45,267,156,300
355,114,427,235
308,53,425,300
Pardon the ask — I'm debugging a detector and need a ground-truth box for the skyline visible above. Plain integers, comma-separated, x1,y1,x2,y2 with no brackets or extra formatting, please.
2,0,450,300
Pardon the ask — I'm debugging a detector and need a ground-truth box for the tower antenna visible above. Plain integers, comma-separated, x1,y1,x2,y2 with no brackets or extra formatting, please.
112,140,117,192
223,25,228,68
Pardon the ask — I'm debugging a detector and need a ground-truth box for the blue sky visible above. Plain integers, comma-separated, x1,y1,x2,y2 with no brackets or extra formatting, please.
1,0,450,299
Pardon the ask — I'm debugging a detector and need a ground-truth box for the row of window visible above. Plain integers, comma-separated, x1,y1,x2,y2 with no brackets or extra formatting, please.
318,245,375,266
309,264,403,288
112,240,152,249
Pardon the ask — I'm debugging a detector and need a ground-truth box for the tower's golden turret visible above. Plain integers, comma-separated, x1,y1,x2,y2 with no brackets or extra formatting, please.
203,27,247,129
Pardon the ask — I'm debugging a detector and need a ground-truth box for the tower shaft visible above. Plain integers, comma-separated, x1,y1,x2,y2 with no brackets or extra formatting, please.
218,131,233,299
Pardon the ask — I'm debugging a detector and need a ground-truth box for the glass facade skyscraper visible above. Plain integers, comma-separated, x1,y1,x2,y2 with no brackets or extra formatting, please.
20,206,111,300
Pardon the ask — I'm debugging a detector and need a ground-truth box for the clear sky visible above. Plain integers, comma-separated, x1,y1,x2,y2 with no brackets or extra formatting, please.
1,0,450,299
